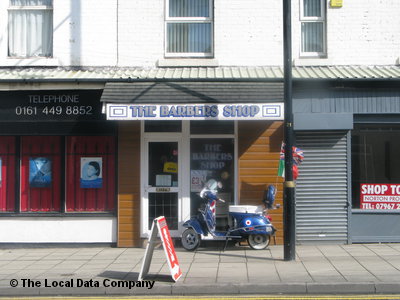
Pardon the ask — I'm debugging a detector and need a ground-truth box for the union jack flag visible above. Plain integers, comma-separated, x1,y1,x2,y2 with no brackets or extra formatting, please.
278,142,304,178
210,200,216,217
279,142,304,165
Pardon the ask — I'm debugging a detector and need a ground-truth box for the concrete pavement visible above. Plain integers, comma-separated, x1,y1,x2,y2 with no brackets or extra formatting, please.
0,243,400,296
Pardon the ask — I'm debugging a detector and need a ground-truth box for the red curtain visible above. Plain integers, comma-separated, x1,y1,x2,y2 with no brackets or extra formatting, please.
0,137,16,212
66,136,115,212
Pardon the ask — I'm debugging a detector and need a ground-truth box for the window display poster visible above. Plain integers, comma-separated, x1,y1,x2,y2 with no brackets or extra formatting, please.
360,183,400,210
80,157,102,188
29,157,52,188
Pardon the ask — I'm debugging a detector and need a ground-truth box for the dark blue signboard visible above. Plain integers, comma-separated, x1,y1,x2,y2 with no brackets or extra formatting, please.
0,90,104,121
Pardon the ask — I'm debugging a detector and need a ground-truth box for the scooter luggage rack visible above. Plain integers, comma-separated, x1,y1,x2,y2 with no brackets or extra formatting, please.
197,201,275,251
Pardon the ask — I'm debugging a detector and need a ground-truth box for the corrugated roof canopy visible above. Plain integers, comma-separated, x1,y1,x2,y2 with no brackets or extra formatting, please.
0,65,399,81
100,81,283,103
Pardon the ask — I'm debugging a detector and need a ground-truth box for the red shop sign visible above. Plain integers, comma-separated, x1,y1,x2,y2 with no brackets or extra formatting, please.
360,184,400,210
139,216,182,282
157,217,182,281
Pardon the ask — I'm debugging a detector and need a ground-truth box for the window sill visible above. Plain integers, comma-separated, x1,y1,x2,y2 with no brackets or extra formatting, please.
1,57,59,67
293,57,330,66
157,58,219,68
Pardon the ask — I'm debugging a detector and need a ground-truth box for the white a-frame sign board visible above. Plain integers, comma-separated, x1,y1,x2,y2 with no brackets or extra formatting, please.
139,216,182,282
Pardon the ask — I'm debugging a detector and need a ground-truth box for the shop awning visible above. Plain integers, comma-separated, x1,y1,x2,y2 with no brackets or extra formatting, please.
0,66,399,82
99,81,283,104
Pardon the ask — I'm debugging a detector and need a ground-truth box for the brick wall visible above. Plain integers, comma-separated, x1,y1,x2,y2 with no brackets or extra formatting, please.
0,0,398,67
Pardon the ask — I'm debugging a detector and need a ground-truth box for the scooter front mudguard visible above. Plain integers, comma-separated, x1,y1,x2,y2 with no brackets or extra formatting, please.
182,217,206,235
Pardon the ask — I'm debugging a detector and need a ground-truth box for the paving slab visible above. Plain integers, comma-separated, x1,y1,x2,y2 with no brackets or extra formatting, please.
0,244,400,296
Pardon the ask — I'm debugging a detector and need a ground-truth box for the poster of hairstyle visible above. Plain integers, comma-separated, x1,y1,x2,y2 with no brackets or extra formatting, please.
29,157,52,188
80,157,102,188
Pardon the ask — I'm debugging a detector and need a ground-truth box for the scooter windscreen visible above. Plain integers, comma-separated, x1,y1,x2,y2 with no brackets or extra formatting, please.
200,179,222,200
205,179,222,191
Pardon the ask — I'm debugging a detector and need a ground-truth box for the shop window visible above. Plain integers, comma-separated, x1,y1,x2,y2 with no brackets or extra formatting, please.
8,0,53,58
190,138,234,216
0,137,16,212
66,136,116,212
352,125,400,210
0,135,116,214
20,136,61,212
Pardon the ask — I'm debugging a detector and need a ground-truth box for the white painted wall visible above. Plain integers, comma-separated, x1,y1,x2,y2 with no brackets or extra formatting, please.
117,0,164,66
0,0,398,67
53,0,117,66
0,218,117,243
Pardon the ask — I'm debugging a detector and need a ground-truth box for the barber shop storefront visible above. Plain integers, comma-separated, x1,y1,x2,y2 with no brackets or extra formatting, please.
0,78,285,246
101,81,286,247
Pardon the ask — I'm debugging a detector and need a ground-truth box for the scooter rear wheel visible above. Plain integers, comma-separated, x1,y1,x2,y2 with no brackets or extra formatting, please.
181,228,200,251
247,234,270,250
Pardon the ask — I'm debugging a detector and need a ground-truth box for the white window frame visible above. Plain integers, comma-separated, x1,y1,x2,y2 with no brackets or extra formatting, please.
165,0,214,58
8,1,53,58
140,120,237,238
299,0,326,58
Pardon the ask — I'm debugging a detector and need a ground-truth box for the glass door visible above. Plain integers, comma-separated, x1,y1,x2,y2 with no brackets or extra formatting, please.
143,140,181,235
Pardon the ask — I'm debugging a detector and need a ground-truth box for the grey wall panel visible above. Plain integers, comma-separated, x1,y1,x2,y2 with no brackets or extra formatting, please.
295,131,349,244
294,113,353,130
294,88,400,114
351,212,400,243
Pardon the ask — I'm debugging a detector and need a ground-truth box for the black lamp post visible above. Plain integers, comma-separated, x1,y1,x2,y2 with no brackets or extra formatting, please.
283,0,296,261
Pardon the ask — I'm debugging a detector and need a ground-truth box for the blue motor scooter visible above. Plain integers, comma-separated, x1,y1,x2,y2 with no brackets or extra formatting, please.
181,180,277,251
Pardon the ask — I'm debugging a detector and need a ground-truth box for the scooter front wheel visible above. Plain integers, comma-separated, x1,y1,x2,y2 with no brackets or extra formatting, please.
247,234,270,250
181,228,200,251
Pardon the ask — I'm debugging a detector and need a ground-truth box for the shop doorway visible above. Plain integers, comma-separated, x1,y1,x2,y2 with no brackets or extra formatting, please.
142,139,182,236
140,120,236,238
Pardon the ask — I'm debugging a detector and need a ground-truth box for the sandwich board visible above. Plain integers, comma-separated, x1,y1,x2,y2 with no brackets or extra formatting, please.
138,216,182,282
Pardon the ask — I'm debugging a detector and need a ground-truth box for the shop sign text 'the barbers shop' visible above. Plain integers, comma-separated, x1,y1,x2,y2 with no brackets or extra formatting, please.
107,103,283,120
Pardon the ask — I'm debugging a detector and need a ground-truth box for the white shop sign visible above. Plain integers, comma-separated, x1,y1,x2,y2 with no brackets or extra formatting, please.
106,103,283,120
